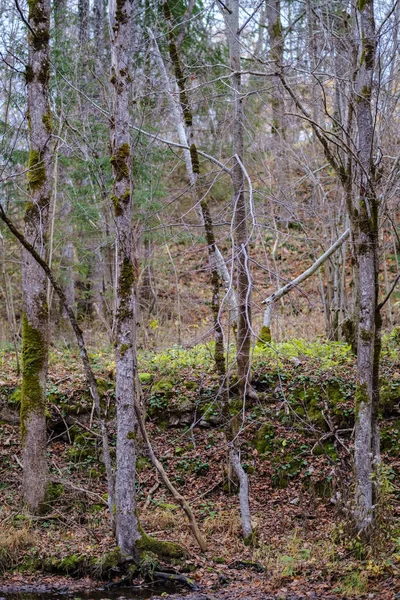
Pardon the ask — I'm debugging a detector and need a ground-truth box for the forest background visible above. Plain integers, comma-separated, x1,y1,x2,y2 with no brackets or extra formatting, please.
0,0,400,597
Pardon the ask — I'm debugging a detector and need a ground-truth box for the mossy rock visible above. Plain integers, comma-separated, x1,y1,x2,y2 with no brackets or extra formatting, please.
271,452,305,488
151,379,174,394
380,379,400,416
45,482,63,502
288,385,330,430
305,477,333,499
200,404,222,426
94,547,121,575
67,446,98,463
253,423,276,455
43,553,91,575
380,420,400,455
136,532,188,560
312,440,338,461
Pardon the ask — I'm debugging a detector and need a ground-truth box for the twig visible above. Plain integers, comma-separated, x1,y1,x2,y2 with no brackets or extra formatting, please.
14,0,36,36
144,480,160,510
377,273,400,312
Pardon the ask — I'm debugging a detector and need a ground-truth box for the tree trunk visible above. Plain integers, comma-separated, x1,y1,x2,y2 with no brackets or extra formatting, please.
156,11,227,394
221,0,254,542
266,0,285,138
78,0,89,47
21,0,52,513
353,0,379,537
109,0,140,558
223,0,254,401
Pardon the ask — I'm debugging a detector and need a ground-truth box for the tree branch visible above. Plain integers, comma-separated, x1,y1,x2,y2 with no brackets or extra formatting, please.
261,228,350,306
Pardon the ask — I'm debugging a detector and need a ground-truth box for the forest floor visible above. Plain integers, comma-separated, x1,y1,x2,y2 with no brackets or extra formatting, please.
1,337,400,599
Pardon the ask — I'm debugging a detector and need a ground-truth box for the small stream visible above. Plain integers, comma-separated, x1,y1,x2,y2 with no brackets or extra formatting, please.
0,586,181,600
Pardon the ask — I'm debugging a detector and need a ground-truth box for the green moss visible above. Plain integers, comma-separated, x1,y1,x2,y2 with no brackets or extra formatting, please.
257,325,271,347
43,553,91,575
118,257,135,299
29,29,50,53
254,423,276,454
111,195,123,217
120,343,130,356
360,328,373,342
25,65,34,84
20,313,47,441
127,431,136,439
28,0,46,23
312,441,338,461
111,143,130,182
137,456,151,472
139,372,152,384
360,39,375,70
112,189,130,217
243,532,257,547
114,0,129,28
45,482,63,502
163,0,172,21
151,379,174,393
355,382,369,419
190,144,200,174
272,20,282,38
136,531,187,559
357,0,369,11
361,85,371,100
27,150,46,192
42,109,51,134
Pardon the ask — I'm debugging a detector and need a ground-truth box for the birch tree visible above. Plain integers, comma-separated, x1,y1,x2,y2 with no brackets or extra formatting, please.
21,0,52,512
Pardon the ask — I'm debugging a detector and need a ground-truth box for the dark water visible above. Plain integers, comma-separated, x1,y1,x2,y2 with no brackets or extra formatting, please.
0,586,178,600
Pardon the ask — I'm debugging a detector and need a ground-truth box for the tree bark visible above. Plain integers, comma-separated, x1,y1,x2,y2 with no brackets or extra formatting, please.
109,0,140,558
353,0,379,537
223,0,255,401
266,0,285,138
154,12,227,395
221,0,254,542
21,0,52,513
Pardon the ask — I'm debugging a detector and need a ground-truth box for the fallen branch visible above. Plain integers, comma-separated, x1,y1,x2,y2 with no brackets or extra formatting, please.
134,399,207,552
260,228,350,339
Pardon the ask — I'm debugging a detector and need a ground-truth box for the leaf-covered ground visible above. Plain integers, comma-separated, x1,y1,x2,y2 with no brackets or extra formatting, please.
1,337,400,599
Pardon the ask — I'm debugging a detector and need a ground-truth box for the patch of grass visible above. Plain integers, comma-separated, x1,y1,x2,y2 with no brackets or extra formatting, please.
0,525,34,574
